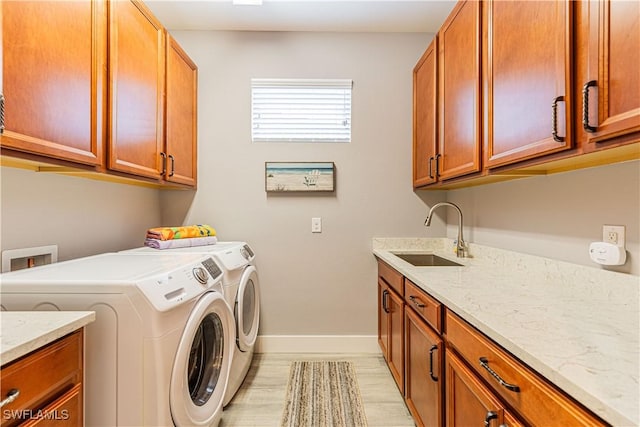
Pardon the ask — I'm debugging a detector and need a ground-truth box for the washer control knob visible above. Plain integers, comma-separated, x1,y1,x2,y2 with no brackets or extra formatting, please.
240,247,250,260
193,267,208,285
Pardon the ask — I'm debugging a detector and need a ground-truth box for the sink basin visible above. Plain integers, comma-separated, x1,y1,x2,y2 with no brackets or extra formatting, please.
391,253,463,267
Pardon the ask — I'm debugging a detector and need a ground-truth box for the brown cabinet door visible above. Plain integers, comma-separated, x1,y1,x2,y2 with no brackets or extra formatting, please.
446,351,505,427
109,0,165,179
438,0,482,180
1,1,106,166
405,308,443,427
413,37,438,187
387,288,404,392
165,35,197,187
583,0,640,147
484,1,572,168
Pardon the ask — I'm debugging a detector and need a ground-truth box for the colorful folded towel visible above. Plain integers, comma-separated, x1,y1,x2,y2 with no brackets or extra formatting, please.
144,236,218,250
146,224,217,241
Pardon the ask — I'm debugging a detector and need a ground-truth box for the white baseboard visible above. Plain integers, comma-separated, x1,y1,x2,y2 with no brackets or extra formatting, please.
255,335,380,353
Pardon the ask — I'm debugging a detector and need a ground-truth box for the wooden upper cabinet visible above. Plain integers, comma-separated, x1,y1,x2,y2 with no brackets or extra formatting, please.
484,0,573,169
165,35,197,187
582,0,640,148
109,0,165,179
1,0,106,166
438,0,482,180
413,37,438,187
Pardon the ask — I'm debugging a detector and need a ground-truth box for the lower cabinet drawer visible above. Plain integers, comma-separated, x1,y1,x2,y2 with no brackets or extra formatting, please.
445,310,606,427
21,383,82,427
1,331,83,427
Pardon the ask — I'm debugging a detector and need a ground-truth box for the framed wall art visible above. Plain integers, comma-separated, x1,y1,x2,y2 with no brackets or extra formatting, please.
265,162,335,193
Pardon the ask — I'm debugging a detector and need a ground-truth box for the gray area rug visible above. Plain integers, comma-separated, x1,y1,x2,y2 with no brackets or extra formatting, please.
280,361,368,427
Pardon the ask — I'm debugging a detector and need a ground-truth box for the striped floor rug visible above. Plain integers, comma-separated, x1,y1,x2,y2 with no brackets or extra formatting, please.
280,361,368,427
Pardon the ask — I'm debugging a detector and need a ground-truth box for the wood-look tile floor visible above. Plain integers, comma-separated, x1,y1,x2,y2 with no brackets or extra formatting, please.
220,353,415,427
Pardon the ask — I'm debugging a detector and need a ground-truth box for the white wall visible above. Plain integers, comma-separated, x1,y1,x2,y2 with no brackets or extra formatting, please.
443,160,640,275
0,167,161,262
161,31,446,337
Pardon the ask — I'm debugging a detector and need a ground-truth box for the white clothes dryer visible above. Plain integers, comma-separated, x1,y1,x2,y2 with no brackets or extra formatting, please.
121,242,260,406
0,252,234,427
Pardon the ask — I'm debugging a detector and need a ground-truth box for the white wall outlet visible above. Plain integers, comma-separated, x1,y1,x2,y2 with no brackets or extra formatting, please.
311,217,322,233
602,225,625,248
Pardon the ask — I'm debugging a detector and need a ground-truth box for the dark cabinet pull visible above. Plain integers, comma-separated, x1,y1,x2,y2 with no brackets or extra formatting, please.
0,94,5,134
435,153,441,177
479,357,520,392
382,289,389,313
552,96,565,142
168,154,175,177
408,295,425,308
428,157,434,179
160,152,167,176
484,411,498,427
428,344,438,382
582,80,597,133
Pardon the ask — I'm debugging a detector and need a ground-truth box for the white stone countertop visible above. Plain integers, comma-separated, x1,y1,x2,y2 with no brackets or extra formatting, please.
373,238,640,427
0,311,95,366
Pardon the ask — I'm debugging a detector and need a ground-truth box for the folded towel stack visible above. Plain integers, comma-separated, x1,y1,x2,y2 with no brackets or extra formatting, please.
144,224,217,250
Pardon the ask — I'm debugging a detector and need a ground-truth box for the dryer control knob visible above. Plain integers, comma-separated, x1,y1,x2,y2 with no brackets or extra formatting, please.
240,247,250,260
192,267,209,285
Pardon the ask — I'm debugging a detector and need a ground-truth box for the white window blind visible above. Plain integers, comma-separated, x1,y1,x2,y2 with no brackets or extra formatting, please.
251,79,352,143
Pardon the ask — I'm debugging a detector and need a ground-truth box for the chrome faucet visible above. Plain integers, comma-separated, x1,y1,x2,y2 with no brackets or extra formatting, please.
424,202,467,258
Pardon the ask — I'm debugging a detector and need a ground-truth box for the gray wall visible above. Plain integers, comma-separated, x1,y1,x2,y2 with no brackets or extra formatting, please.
0,167,161,262
443,159,640,275
160,30,445,337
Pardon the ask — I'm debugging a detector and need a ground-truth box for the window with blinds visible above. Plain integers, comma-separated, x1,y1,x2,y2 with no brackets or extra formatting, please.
251,79,352,143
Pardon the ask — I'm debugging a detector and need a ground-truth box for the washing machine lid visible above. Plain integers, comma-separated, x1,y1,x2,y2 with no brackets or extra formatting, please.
236,265,260,352
170,292,234,426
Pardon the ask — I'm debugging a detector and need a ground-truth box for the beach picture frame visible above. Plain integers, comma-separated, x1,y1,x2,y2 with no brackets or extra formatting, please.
265,162,335,193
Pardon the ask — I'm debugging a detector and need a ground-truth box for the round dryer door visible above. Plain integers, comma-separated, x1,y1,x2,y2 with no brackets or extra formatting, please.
170,292,234,426
236,265,260,352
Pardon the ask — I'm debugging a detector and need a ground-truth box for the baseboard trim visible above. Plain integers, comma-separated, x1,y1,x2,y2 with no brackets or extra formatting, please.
255,335,380,353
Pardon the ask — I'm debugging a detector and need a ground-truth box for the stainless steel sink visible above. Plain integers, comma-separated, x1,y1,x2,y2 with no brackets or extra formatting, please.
391,253,463,267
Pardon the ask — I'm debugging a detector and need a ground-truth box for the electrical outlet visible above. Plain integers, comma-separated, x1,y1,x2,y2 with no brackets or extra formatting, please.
603,225,625,248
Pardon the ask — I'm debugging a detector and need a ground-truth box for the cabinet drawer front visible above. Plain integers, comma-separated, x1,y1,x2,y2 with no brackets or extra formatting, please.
404,278,442,333
1,331,82,424
445,311,605,426
377,260,403,295
21,383,83,427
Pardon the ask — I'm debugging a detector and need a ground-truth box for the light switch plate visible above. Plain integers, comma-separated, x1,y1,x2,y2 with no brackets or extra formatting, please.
311,217,322,233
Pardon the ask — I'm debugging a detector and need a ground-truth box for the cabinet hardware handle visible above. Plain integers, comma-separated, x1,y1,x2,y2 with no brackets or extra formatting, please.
428,344,438,382
484,411,498,427
0,389,20,408
409,295,426,308
479,357,520,392
0,94,5,134
551,96,565,143
434,154,441,177
160,152,167,176
428,157,433,179
582,80,597,133
382,289,389,313
168,154,175,177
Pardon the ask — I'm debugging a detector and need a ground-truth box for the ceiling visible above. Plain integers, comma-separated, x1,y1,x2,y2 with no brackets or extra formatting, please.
145,0,457,33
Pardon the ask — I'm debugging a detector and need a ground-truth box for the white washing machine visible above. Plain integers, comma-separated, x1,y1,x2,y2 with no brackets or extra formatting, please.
122,242,260,406
0,252,235,426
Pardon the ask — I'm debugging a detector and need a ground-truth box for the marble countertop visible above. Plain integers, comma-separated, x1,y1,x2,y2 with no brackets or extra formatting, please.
373,238,639,427
0,311,95,366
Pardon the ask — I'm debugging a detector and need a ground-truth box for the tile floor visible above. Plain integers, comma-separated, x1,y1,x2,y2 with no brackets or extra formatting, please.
220,353,415,427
